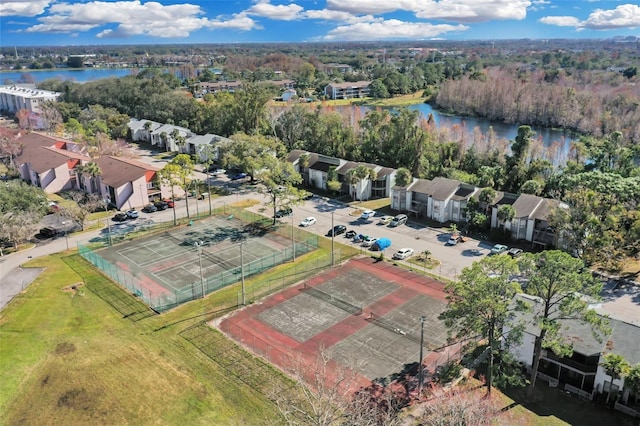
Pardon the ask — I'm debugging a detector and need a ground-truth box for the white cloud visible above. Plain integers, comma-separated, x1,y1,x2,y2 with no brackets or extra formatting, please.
539,16,581,27
22,0,258,37
326,0,531,23
0,1,51,17
246,1,303,21
540,4,640,30
583,4,640,30
322,19,468,41
414,0,531,23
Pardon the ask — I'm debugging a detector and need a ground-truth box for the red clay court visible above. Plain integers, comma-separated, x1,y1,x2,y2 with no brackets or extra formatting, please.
219,256,463,388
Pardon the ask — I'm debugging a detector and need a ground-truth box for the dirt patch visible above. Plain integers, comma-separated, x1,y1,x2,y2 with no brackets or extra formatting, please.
55,342,76,355
57,388,91,409
62,282,85,298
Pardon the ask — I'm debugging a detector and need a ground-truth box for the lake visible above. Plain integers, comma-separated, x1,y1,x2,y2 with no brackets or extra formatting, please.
0,68,137,84
345,103,577,162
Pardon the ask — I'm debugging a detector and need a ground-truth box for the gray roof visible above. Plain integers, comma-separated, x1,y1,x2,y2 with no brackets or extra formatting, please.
287,149,307,163
530,198,559,221
609,320,640,364
408,178,433,194
512,194,544,218
188,134,229,146
336,161,358,175
430,177,461,200
375,167,395,179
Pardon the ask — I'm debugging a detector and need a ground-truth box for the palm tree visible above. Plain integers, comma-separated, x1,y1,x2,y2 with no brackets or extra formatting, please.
624,364,640,405
346,165,377,201
497,204,515,225
77,162,102,194
601,353,630,404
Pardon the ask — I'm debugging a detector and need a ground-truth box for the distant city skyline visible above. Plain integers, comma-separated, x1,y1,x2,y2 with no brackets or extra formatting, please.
1,1,639,46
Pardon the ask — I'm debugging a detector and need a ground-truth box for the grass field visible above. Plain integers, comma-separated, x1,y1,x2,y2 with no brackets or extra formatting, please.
0,253,284,425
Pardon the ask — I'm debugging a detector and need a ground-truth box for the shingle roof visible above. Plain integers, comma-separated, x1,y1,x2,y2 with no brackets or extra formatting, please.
286,149,307,163
451,185,476,201
512,193,544,218
375,167,395,179
336,161,358,174
95,156,156,189
429,177,461,200
15,134,90,173
310,161,336,172
408,178,432,193
530,198,559,221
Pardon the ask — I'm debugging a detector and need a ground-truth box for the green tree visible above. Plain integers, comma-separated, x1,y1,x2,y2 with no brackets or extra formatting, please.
394,168,412,187
601,353,630,404
624,364,640,405
77,162,102,194
519,250,608,392
0,181,48,250
222,133,280,183
520,180,543,195
440,255,525,395
169,154,195,219
497,204,515,225
257,156,304,224
345,165,377,201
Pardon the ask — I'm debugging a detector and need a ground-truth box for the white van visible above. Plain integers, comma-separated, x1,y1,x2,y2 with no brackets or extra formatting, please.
390,214,407,227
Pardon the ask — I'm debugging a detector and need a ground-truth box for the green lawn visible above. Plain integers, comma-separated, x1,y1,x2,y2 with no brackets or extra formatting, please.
0,253,283,425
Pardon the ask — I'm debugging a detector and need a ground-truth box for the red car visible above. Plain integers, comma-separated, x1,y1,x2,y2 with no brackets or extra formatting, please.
163,199,175,208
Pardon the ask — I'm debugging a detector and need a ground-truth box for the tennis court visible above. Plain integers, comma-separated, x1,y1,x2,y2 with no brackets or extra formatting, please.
219,256,463,388
83,213,318,310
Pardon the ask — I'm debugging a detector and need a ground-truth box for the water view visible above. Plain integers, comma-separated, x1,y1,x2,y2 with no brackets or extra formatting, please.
0,68,136,84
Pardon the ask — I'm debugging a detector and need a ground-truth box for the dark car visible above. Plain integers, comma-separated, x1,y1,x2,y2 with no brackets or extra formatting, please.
112,212,128,222
154,201,169,211
38,227,58,239
230,172,247,180
274,207,293,218
345,230,357,239
326,225,347,237
142,204,158,213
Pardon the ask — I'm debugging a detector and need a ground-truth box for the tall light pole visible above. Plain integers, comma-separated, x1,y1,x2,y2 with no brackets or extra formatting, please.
104,198,112,246
240,239,246,306
418,315,426,393
194,241,205,298
291,213,296,262
331,210,335,266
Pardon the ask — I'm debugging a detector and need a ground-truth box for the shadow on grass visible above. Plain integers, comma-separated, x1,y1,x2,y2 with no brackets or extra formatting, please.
501,383,636,426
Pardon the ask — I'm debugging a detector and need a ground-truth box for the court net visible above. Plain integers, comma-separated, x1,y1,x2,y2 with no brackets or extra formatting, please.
366,311,421,344
302,283,363,316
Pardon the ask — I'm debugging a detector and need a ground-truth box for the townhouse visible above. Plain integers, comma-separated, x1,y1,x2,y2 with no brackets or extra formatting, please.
0,85,60,115
94,156,164,210
13,132,167,210
14,133,90,193
323,81,371,100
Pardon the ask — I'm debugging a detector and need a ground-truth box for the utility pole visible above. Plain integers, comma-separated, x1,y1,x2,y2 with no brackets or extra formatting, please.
419,315,426,393
291,214,296,262
104,198,112,246
194,241,205,298
240,239,246,306
331,211,335,266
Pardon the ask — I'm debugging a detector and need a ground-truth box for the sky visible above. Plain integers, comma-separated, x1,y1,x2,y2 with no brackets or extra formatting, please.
1,0,639,46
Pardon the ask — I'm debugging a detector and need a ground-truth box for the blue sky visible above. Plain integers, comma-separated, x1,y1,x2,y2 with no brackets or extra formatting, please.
1,1,639,46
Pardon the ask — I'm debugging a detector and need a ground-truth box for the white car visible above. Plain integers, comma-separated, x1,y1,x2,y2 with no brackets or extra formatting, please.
362,236,377,247
360,210,377,220
393,248,415,260
126,209,139,219
300,217,317,227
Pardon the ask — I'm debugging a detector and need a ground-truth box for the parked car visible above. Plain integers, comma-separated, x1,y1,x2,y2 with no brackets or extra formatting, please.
371,237,391,251
360,210,377,220
207,166,226,175
362,236,378,247
126,209,139,219
490,244,509,255
142,204,158,213
353,233,367,243
345,230,357,239
163,199,175,208
326,225,347,237
378,215,393,225
447,235,462,246
112,212,128,222
38,227,58,239
154,201,168,210
508,248,524,258
300,217,317,227
390,214,408,227
230,172,247,180
393,248,415,260
274,207,293,218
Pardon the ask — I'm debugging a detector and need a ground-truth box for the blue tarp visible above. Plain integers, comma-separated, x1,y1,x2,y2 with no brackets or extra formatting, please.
372,237,391,251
